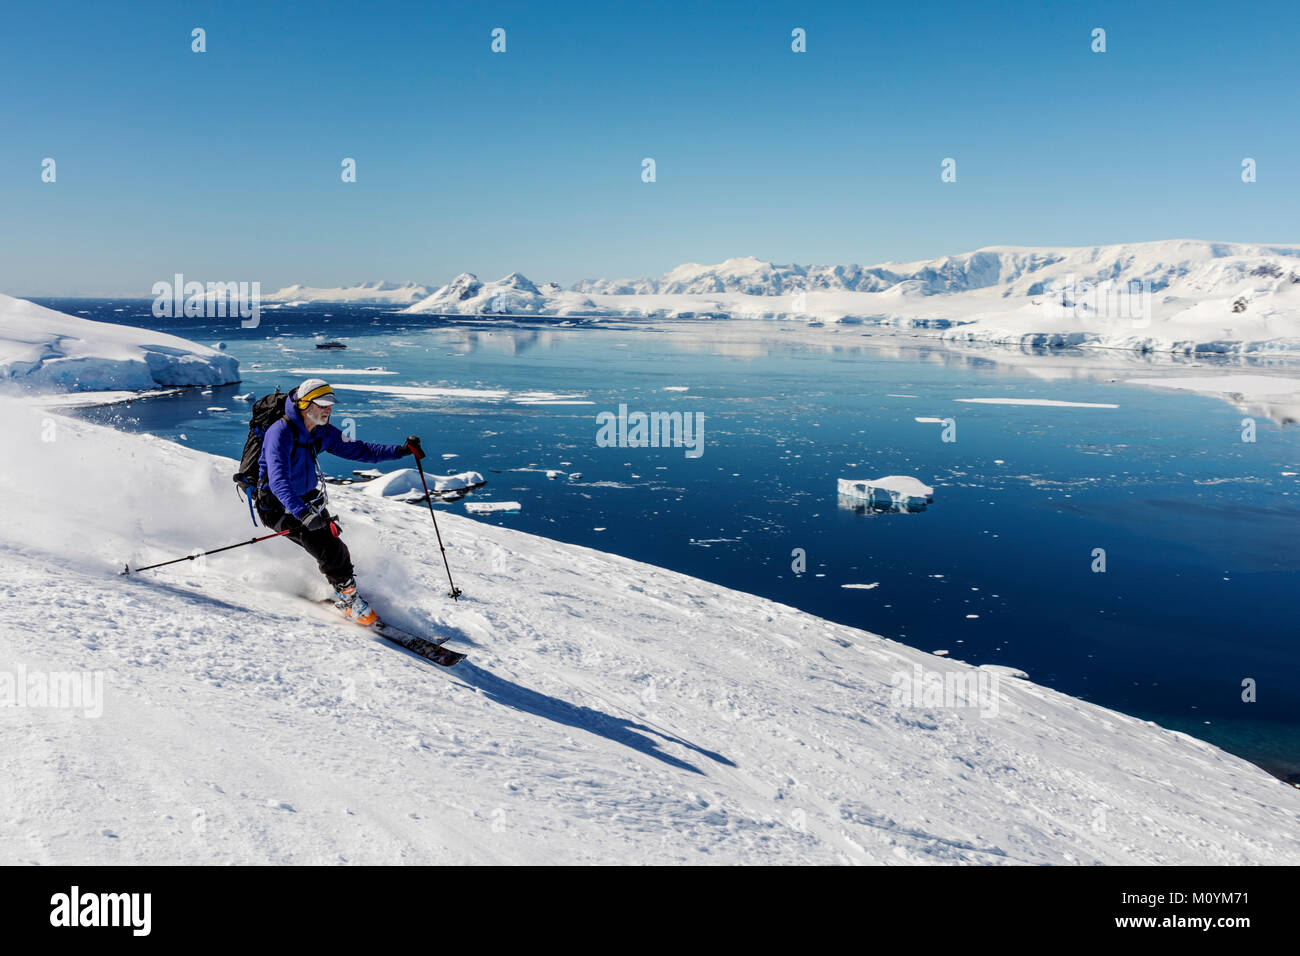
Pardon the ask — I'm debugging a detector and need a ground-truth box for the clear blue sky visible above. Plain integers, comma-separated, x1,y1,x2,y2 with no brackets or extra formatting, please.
1,0,1296,295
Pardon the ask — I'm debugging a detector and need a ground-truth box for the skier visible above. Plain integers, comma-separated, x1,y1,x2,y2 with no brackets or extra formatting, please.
256,377,423,625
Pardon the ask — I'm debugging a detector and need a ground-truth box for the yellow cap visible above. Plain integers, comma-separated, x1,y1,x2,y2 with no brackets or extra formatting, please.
295,378,336,409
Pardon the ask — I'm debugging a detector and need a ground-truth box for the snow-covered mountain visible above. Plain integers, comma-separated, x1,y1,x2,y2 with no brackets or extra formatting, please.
576,242,1300,297
255,240,1300,351
266,281,432,305
0,293,239,392
2,398,1298,864
279,240,1300,310
398,240,1300,352
402,272,601,317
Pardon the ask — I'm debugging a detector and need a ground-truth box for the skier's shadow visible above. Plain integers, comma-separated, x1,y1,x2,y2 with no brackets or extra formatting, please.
121,573,265,617
451,663,735,776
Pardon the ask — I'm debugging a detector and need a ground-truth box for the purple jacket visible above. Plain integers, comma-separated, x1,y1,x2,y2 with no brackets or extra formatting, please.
259,392,406,518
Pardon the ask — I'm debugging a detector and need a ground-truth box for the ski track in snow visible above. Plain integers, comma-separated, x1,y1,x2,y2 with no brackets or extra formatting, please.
0,402,1297,865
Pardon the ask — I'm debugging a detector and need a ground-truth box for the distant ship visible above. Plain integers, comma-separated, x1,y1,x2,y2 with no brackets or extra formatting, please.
315,341,347,350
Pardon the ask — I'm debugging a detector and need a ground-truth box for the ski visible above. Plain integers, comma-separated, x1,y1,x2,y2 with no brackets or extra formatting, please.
376,621,467,668
317,599,466,667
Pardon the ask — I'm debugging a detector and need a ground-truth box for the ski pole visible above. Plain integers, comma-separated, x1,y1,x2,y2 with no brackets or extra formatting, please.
121,529,292,575
411,451,463,600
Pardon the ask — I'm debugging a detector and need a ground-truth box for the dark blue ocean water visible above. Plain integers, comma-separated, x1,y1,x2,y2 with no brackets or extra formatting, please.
40,299,1300,782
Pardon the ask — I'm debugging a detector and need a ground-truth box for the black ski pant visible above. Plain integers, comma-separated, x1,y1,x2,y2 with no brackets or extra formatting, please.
258,494,353,588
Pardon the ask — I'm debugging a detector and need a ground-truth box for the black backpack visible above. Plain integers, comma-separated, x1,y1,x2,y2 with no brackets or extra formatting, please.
233,388,288,520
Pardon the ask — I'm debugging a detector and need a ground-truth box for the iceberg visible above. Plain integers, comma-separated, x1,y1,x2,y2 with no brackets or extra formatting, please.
465,501,521,514
837,476,934,512
363,468,485,499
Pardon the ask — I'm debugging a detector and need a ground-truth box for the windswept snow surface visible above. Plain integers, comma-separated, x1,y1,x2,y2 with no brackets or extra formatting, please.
1,400,1297,865
0,293,239,392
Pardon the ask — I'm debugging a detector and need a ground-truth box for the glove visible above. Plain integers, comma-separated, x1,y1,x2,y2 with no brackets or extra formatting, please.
300,504,329,532
403,435,425,460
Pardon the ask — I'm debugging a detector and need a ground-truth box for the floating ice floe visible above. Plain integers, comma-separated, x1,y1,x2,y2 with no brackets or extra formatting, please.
332,383,509,401
837,475,934,513
363,468,485,498
465,501,521,514
954,398,1118,408
513,391,593,405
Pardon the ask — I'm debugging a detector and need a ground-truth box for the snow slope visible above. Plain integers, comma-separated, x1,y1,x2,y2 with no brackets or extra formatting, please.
1,399,1296,865
0,294,239,392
